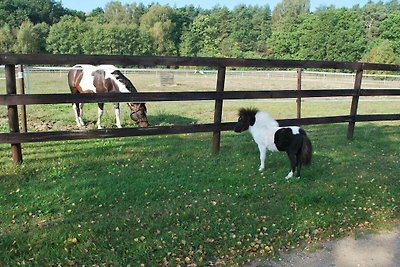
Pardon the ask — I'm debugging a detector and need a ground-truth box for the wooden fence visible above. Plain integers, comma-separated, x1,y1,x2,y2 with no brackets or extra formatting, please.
1,54,400,164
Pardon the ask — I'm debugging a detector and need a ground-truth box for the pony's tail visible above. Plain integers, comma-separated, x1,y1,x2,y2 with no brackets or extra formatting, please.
301,134,313,165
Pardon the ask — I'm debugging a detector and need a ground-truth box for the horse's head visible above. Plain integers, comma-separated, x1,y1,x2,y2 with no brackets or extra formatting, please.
234,108,258,133
128,103,149,127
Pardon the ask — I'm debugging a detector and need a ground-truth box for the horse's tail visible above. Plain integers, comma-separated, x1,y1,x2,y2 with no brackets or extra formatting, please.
301,134,313,165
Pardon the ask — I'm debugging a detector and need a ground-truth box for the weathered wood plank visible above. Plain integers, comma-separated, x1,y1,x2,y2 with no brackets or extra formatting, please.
361,89,400,96
212,67,226,154
2,53,400,71
0,90,358,105
347,69,363,139
1,114,398,145
356,114,400,121
5,64,23,163
0,116,350,144
0,123,233,144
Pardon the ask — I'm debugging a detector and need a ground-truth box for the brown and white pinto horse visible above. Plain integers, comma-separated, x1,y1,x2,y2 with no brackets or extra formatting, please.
68,64,148,129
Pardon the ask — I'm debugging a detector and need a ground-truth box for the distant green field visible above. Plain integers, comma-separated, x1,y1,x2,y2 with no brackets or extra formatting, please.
0,70,399,265
1,69,399,132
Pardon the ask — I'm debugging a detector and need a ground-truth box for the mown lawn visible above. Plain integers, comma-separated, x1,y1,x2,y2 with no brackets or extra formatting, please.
0,121,399,266
1,70,399,265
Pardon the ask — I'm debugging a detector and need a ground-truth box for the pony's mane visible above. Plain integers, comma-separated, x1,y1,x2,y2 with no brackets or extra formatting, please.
238,108,258,118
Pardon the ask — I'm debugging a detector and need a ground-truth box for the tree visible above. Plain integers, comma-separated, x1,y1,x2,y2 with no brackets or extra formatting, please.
46,15,87,54
297,8,366,61
81,22,146,55
14,21,49,53
179,14,220,57
268,17,302,59
104,1,146,25
0,24,14,53
230,5,272,55
14,21,36,53
379,12,400,53
172,5,202,56
272,0,310,31
0,0,72,27
269,0,309,59
360,0,391,40
139,5,177,55
362,39,397,64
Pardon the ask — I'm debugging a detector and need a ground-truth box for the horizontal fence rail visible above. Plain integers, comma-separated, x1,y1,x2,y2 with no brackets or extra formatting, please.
2,53,400,70
1,90,400,106
1,53,400,164
1,114,399,145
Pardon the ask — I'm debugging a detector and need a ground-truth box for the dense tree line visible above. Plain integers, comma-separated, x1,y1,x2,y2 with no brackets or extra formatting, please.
1,0,400,64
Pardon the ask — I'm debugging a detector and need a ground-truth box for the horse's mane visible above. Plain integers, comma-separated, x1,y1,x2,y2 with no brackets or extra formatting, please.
111,70,137,93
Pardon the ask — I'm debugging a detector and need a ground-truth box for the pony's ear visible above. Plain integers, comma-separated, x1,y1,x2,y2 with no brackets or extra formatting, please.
249,115,256,126
238,108,246,117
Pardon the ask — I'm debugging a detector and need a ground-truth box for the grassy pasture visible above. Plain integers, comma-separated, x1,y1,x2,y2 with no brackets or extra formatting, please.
0,70,399,265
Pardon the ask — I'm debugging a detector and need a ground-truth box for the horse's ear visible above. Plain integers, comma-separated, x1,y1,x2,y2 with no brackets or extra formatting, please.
141,103,147,112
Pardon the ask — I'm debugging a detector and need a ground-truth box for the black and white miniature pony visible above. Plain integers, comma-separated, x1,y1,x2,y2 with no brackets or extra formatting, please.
234,108,313,179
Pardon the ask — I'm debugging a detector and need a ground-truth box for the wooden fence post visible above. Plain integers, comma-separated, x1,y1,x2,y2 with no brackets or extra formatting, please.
297,68,302,122
17,64,27,133
347,68,363,139
212,67,226,154
5,64,23,164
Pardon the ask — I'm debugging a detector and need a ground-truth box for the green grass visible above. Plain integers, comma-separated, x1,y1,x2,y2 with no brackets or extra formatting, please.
0,122,399,266
1,70,399,265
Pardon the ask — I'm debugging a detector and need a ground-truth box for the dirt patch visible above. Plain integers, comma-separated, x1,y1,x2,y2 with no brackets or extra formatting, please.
249,226,400,267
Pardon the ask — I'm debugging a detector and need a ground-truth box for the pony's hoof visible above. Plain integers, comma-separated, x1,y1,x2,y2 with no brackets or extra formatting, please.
258,167,264,172
285,171,294,180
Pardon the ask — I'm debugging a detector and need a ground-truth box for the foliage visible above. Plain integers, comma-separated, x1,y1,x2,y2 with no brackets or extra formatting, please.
360,0,393,40
139,4,177,55
81,22,145,55
297,8,367,61
2,0,400,62
46,15,87,54
103,1,145,25
14,21,49,53
0,0,75,27
0,23,13,53
379,12,400,53
180,14,221,57
362,39,398,65
268,17,303,59
271,0,310,31
230,5,272,54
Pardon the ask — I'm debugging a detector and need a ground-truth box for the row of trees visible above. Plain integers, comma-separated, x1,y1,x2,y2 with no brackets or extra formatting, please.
1,0,400,64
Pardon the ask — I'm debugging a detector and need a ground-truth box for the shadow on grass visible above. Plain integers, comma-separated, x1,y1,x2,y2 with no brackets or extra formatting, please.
148,113,198,126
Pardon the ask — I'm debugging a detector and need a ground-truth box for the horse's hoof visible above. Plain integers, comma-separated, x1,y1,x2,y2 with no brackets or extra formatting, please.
258,167,264,172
